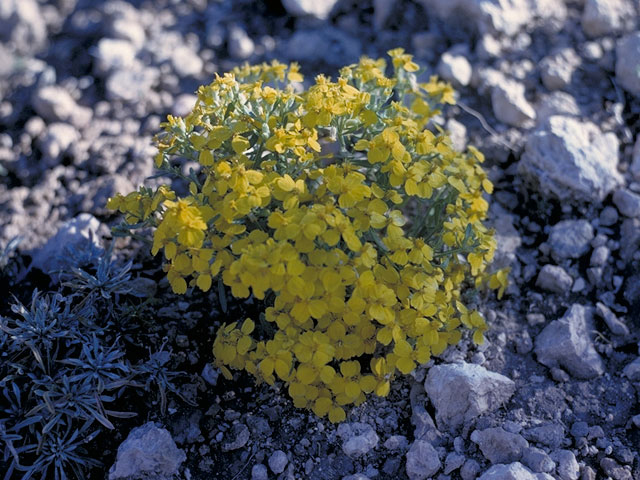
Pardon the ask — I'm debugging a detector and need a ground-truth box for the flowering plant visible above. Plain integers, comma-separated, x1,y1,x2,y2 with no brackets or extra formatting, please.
108,49,508,422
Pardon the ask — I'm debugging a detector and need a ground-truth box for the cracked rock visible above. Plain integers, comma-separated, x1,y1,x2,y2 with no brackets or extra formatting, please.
534,304,604,379
550,450,579,480
595,302,630,337
519,116,623,202
108,422,186,480
425,362,515,432
470,427,529,464
522,447,556,473
405,440,441,480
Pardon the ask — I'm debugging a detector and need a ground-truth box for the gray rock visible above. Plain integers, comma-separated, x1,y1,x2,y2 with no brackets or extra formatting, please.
38,123,80,165
490,203,522,270
550,450,579,480
491,79,536,127
30,213,103,274
338,423,379,458
411,403,442,444
221,423,250,451
201,363,219,386
32,86,92,129
536,92,581,124
540,48,580,91
269,450,288,474
590,246,609,266
78,174,135,214
251,463,269,480
613,189,640,217
424,362,515,432
416,0,533,36
342,475,372,480
622,357,640,381
548,220,594,261
281,0,339,19
384,435,409,451
285,28,361,66
470,427,529,464
478,462,538,480
582,0,635,37
461,459,481,480
522,447,556,473
534,304,604,379
595,302,630,337
0,0,46,54
108,17,146,49
228,27,255,60
616,32,640,97
405,440,441,480
373,0,398,29
106,67,158,103
600,458,633,480
619,218,640,263
630,136,640,179
171,45,203,77
438,52,472,87
570,421,589,438
581,466,597,480
172,94,198,118
93,38,137,76
536,265,573,293
523,424,565,449
108,422,185,480
446,118,467,151
599,206,619,226
444,452,466,474
519,116,623,203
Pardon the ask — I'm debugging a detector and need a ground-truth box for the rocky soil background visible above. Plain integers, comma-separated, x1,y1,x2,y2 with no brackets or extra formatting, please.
1,0,640,479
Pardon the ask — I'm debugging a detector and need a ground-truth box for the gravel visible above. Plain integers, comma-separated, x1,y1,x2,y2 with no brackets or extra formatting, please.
3,1,640,479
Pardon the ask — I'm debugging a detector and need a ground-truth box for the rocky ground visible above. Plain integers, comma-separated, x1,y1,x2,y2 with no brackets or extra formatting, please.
1,0,640,479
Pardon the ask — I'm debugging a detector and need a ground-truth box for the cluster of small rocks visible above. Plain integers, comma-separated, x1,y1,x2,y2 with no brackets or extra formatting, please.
1,0,639,479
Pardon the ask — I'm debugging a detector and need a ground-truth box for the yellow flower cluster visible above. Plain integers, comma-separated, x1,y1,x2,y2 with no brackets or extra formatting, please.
108,49,508,423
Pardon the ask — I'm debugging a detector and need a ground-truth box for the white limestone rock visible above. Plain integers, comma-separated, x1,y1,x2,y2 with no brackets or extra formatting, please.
518,116,623,202
424,363,515,432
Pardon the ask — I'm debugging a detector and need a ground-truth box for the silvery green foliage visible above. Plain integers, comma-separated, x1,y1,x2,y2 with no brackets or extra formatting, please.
0,282,184,479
